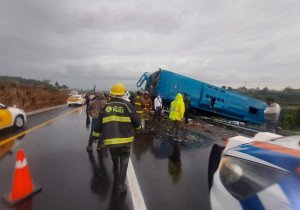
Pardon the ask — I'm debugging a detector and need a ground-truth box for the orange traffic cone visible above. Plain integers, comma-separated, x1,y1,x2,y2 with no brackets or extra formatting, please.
3,149,42,206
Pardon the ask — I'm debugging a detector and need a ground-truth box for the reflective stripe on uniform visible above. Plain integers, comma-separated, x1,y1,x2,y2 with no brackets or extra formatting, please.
136,125,142,130
137,111,143,114
104,136,134,145
92,131,100,137
135,102,142,106
102,116,131,123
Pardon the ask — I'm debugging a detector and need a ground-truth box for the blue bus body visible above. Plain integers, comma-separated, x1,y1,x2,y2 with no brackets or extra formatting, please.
137,69,267,125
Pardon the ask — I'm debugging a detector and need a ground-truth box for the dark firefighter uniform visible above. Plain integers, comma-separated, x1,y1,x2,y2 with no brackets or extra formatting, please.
144,91,152,113
92,83,141,193
133,93,145,116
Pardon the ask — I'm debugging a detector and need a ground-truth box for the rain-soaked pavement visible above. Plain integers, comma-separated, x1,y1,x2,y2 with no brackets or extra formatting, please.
0,105,72,141
0,106,221,210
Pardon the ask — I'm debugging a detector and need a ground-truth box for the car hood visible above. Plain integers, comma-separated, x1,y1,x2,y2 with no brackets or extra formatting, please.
8,107,25,113
226,136,300,172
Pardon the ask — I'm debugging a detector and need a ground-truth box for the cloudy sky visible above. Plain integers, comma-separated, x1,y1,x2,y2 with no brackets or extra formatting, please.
1,0,299,90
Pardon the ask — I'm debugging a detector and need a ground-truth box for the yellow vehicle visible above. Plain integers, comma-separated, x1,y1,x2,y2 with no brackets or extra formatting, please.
67,95,86,107
0,103,27,130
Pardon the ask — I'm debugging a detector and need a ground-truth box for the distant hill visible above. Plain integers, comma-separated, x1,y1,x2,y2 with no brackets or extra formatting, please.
0,76,68,90
231,87,300,107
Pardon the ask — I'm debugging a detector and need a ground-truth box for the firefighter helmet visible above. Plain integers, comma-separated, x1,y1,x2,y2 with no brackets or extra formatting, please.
110,83,126,96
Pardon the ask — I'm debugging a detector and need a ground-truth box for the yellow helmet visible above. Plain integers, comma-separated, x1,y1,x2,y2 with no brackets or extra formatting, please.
110,83,126,96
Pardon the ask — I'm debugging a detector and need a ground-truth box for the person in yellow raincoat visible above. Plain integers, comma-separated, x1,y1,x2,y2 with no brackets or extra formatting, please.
169,93,185,139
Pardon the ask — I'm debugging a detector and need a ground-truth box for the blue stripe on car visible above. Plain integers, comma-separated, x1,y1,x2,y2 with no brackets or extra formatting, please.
240,195,265,210
233,144,299,172
279,175,300,209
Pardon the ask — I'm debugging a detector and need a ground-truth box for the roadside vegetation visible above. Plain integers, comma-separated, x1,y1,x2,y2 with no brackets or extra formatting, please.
0,76,68,90
0,76,69,112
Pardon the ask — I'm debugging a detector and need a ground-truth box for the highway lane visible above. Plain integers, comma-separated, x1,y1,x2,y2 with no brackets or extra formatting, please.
0,105,74,142
0,107,133,210
0,106,217,210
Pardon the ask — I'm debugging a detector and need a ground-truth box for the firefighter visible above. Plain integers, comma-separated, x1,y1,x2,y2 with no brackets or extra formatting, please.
169,93,185,139
133,90,146,129
143,91,152,121
85,94,91,111
86,91,107,151
133,90,145,116
92,83,141,194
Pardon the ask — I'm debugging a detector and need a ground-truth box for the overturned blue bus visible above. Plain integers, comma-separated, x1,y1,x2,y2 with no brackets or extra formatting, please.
136,69,267,125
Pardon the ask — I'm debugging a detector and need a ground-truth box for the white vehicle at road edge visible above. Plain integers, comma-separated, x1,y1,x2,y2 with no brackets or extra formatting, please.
67,95,86,107
0,103,27,129
208,132,300,210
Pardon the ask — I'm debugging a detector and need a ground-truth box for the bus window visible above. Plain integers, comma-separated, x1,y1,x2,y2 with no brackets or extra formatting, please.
249,107,259,115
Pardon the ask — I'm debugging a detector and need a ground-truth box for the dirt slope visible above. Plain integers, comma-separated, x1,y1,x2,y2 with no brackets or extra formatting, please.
0,81,69,112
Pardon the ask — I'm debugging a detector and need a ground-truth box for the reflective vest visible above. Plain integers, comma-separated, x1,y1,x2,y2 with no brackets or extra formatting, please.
144,96,152,112
169,93,185,121
133,96,145,114
92,98,141,146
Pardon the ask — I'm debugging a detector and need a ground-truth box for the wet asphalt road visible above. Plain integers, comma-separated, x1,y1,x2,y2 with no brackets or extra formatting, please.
0,106,217,210
0,105,72,141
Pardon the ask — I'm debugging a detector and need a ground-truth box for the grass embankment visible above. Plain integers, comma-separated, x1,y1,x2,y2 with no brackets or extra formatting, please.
280,108,300,135
0,81,69,112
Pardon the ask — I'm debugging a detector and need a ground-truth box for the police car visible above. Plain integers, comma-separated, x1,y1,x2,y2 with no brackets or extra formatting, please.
208,132,300,210
0,103,27,130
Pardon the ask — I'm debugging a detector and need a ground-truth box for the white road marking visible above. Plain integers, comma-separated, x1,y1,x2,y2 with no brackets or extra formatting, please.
127,158,147,210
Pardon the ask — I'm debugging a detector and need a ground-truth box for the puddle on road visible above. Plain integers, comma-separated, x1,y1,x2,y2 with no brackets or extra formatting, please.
0,134,26,160
133,128,213,160
131,125,213,209
133,127,214,185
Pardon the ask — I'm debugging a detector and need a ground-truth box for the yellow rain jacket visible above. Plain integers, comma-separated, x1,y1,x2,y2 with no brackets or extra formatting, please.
169,93,185,121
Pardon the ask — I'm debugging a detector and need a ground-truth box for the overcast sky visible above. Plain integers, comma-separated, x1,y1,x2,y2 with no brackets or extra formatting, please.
1,0,299,90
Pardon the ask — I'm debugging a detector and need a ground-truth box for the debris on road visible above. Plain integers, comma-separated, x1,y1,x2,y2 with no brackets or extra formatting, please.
141,113,243,145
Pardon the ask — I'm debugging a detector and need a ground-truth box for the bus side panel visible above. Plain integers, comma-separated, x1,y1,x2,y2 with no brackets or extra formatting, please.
257,101,267,123
155,71,177,101
146,69,267,124
158,71,204,106
244,99,266,124
177,76,203,108
222,91,247,120
199,85,227,112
